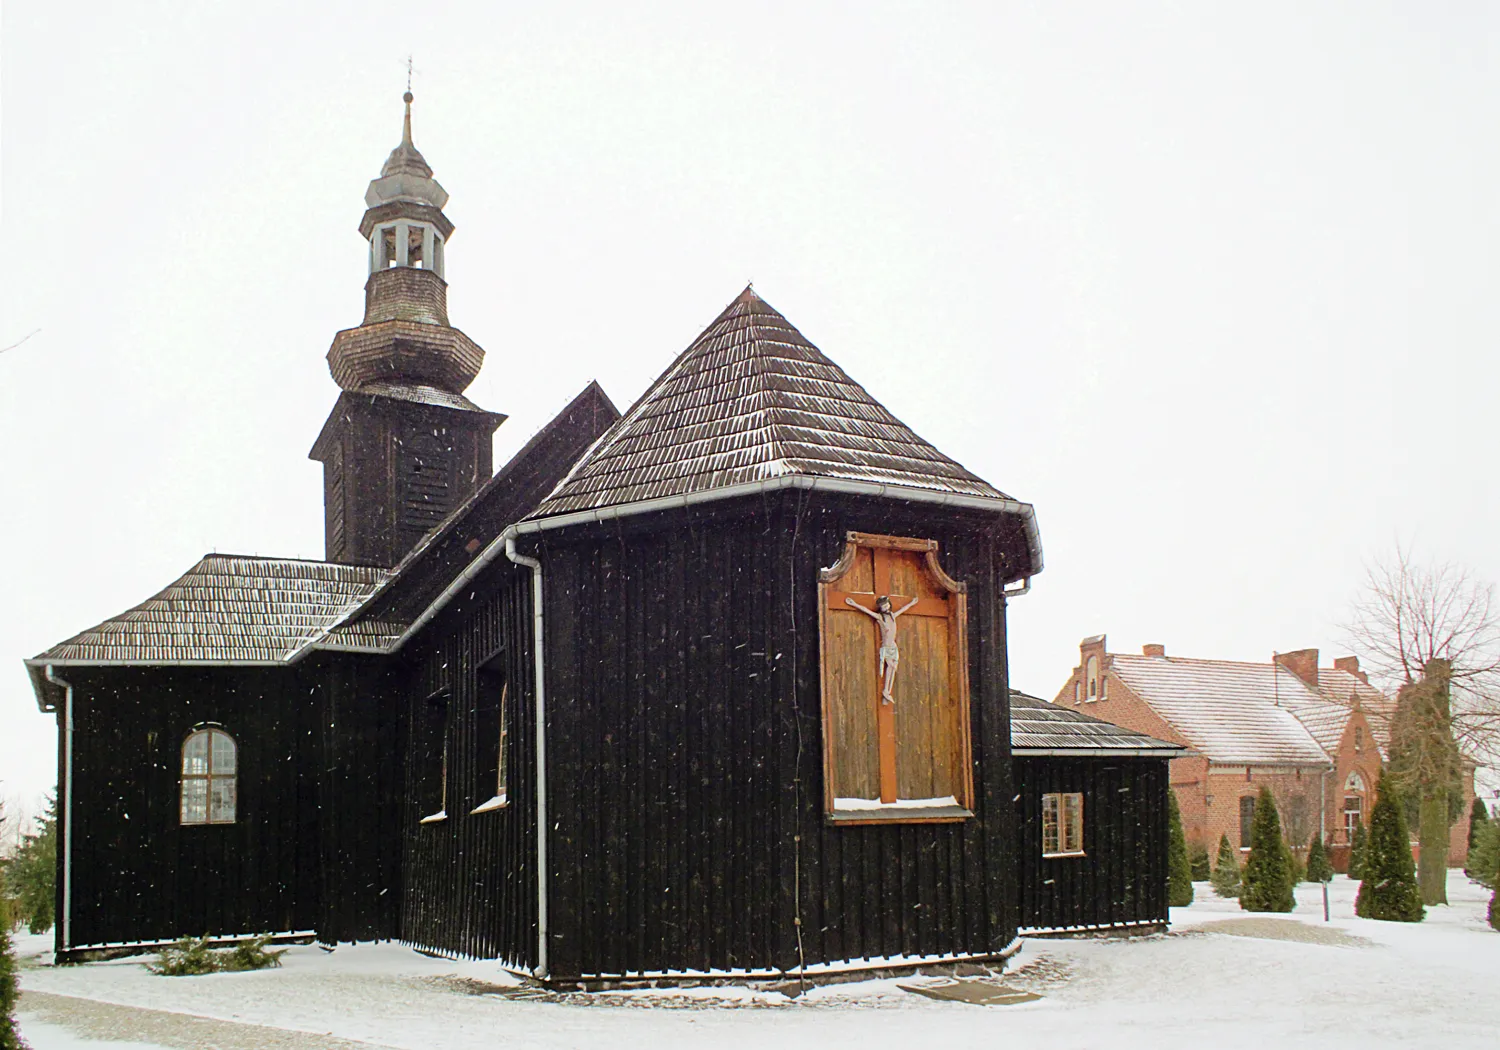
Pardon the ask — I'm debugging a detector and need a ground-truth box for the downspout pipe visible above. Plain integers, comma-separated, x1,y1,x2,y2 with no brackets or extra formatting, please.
504,535,548,980
44,665,73,955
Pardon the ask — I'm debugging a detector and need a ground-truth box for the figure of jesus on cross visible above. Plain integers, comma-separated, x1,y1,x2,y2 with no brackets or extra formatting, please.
845,594,920,704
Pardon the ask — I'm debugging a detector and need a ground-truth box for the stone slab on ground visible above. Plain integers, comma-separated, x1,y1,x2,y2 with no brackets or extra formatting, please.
1194,918,1371,947
898,979,1043,1005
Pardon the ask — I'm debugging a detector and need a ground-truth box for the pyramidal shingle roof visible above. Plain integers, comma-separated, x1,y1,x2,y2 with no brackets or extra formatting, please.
529,287,1021,520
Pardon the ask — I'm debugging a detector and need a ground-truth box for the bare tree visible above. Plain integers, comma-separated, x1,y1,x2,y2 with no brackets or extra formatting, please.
1346,544,1500,904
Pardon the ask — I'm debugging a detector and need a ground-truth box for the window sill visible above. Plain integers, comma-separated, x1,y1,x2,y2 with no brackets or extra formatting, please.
1043,850,1087,860
418,810,448,825
827,797,972,824
470,795,508,815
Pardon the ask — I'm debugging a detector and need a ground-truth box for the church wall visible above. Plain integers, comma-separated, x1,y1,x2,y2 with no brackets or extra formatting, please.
312,652,407,943
538,489,1026,979
1013,756,1170,932
397,563,539,967
57,667,322,954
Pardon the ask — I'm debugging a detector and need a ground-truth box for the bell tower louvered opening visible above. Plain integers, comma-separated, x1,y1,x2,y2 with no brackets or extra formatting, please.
309,92,504,568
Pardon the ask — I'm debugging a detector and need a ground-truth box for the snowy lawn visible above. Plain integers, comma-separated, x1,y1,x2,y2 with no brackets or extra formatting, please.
16,870,1499,1050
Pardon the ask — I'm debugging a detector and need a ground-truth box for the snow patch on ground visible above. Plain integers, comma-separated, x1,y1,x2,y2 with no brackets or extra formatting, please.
15,872,1499,1049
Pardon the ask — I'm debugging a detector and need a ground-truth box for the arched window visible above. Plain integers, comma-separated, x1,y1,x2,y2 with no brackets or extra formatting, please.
1238,794,1257,847
1086,656,1099,700
181,727,237,825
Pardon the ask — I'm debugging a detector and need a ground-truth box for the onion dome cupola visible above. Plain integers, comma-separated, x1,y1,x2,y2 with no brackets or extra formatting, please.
326,91,485,393
312,93,505,569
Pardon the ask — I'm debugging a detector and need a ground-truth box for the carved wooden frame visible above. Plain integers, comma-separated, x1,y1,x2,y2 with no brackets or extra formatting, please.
817,531,974,825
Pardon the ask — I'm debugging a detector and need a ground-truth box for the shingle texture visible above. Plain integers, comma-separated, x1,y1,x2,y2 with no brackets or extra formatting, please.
1109,654,1336,766
530,287,1015,518
1010,690,1186,755
31,555,389,664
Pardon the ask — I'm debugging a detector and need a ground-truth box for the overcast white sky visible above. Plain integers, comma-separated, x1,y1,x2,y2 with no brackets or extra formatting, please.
2,2,1498,811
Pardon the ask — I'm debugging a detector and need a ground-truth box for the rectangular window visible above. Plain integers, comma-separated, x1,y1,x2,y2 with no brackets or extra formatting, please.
472,653,509,814
1042,792,1084,857
1343,796,1363,842
818,532,973,823
1239,794,1257,847
417,688,450,822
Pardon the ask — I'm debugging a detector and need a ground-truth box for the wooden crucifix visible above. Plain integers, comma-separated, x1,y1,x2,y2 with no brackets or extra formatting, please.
819,533,967,808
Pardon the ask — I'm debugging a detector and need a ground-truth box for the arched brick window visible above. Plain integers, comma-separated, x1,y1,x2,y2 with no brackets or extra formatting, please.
1238,794,1256,847
181,727,237,825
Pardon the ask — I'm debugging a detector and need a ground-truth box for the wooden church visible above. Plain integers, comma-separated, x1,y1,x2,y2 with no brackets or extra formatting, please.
25,95,1184,981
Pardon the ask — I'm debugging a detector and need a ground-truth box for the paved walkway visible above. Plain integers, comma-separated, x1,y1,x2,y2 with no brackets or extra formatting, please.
19,990,403,1050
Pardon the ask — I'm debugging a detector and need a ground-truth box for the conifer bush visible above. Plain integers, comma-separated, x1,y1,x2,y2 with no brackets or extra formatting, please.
1167,790,1194,906
1240,787,1295,913
0,918,25,1050
1189,844,1211,882
1466,799,1492,881
1490,854,1499,933
1210,834,1241,898
4,799,55,936
1468,820,1499,891
1348,819,1368,879
1306,833,1334,884
149,935,286,976
1355,777,1424,923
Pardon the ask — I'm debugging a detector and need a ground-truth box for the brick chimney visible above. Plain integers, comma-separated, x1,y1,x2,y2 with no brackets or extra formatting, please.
1143,643,1166,658
1274,648,1319,688
1333,655,1369,684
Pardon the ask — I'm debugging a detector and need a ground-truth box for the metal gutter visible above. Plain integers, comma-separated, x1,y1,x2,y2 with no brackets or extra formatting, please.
44,666,73,954
504,536,549,980
1011,747,1191,757
381,475,1041,657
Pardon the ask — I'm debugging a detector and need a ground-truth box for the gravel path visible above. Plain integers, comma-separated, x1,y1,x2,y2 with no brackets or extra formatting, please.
19,990,403,1050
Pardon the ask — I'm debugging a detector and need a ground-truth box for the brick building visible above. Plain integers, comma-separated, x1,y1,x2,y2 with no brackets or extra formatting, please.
1052,636,1478,869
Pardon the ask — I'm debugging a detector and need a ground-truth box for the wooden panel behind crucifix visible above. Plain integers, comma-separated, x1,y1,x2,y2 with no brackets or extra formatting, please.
818,532,972,816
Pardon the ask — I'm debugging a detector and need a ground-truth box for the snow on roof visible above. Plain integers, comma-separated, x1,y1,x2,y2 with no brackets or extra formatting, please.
1109,654,1333,766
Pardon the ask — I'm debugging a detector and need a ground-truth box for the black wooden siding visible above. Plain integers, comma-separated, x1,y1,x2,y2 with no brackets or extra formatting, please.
398,566,538,967
540,489,1027,978
314,653,406,943
59,667,322,951
1013,756,1170,932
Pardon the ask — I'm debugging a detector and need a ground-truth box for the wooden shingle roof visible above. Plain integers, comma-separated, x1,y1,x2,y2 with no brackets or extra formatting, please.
529,287,1021,520
1010,690,1188,756
29,555,388,667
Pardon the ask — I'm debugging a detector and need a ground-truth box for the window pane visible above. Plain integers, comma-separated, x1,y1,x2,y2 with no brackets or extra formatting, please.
1064,793,1083,853
211,730,237,775
181,779,208,824
183,732,209,775
1042,794,1060,854
210,777,237,823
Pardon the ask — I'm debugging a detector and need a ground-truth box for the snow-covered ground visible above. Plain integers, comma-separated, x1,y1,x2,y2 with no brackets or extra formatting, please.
15,871,1499,1050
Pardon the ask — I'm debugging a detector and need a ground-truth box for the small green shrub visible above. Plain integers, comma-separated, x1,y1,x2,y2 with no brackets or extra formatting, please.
1306,834,1334,884
1467,820,1499,891
1189,844,1212,882
1211,834,1241,898
1355,777,1424,923
220,935,286,973
0,907,26,1050
1167,791,1194,907
149,935,285,977
1241,787,1295,913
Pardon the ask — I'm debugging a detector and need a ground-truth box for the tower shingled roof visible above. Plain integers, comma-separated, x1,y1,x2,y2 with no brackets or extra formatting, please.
529,286,1018,518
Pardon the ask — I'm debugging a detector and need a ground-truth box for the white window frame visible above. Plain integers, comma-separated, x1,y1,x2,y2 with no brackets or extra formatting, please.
181,726,237,826
1042,791,1085,857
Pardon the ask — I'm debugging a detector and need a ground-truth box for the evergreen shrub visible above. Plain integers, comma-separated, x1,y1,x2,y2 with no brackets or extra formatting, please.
1241,787,1295,913
1348,819,1368,878
150,935,286,977
4,800,55,936
1355,777,1424,923
1189,844,1212,882
1468,820,1499,891
0,862,28,1050
1306,834,1334,883
1167,790,1194,907
1210,834,1241,898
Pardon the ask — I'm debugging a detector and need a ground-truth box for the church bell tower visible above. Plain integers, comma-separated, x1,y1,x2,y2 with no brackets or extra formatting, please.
310,92,504,567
